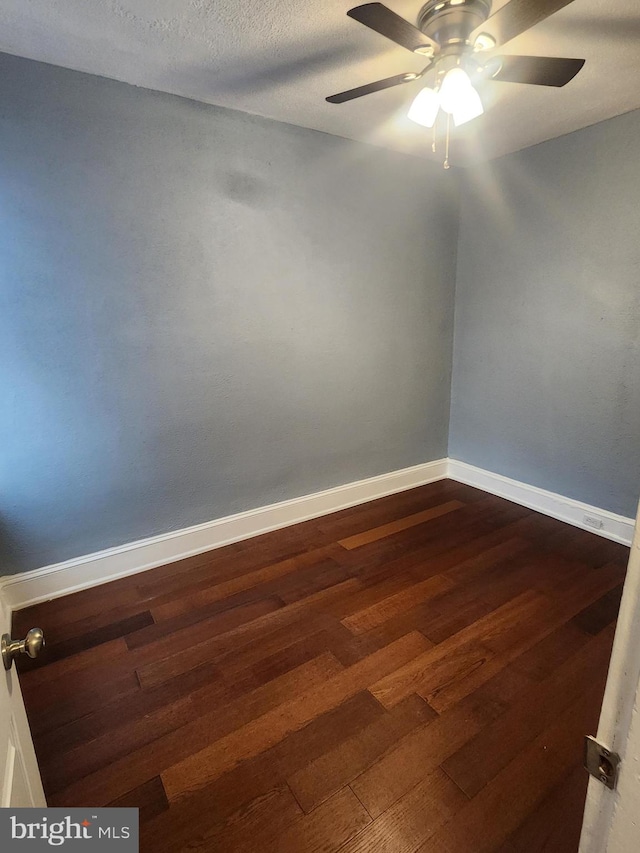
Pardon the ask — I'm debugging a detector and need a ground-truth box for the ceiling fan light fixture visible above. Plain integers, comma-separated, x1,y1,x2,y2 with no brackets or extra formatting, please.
407,86,440,128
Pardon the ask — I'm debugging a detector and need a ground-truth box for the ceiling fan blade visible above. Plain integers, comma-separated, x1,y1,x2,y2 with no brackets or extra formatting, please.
472,0,577,48
347,3,439,55
326,72,419,103
489,55,585,87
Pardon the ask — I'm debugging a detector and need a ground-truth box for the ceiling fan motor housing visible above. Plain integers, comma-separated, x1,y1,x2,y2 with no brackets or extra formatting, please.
418,0,491,53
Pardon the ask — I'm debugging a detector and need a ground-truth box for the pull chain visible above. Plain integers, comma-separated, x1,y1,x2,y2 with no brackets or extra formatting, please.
444,112,451,170
432,120,437,154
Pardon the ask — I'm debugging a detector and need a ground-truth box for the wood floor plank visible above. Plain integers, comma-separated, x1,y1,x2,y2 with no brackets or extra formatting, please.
338,527,496,585
275,560,352,605
351,664,530,819
288,694,436,813
136,578,360,688
127,595,284,651
108,777,170,827
509,620,590,682
33,657,236,759
23,597,293,717
140,692,385,852
341,574,454,635
422,681,603,853
161,632,432,801
421,562,624,715
315,484,462,542
339,768,467,853
148,782,303,853
417,541,545,646
26,671,142,738
263,786,371,853
322,573,416,621
150,547,343,621
20,611,155,670
13,584,146,637
15,601,157,648
188,649,344,718
18,638,131,694
441,537,534,586
43,694,196,794
338,501,465,550
441,624,614,798
34,617,323,751
26,592,311,720
495,763,588,853
41,636,341,789
340,499,531,574
571,583,624,635
48,652,343,808
368,591,545,709
324,610,434,667
130,536,322,609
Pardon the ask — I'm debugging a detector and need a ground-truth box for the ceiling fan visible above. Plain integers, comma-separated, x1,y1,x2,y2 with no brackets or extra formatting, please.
327,0,585,163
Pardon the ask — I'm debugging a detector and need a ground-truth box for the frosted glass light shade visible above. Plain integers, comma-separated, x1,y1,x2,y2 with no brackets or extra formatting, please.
439,67,484,126
439,68,471,112
407,87,440,128
451,85,484,126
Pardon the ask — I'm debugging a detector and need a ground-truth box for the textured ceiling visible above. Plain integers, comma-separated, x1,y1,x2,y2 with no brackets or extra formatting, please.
1,0,639,162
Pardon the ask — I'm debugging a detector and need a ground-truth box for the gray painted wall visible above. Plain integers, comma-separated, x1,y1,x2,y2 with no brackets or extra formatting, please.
0,52,459,574
450,109,640,518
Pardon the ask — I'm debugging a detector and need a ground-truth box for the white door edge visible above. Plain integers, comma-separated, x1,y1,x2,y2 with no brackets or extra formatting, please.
0,592,46,808
579,502,640,852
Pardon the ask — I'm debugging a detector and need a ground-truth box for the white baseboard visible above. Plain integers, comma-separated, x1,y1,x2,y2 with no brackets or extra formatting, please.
1,456,634,612
448,459,636,548
0,459,448,611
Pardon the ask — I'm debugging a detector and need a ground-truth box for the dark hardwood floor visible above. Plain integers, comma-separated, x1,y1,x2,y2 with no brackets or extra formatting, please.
14,479,629,852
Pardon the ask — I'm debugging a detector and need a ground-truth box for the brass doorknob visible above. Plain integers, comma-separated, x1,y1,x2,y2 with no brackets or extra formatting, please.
2,628,45,671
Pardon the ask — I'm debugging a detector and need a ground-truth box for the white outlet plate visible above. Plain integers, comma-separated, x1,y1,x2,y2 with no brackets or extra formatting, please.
584,514,605,530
